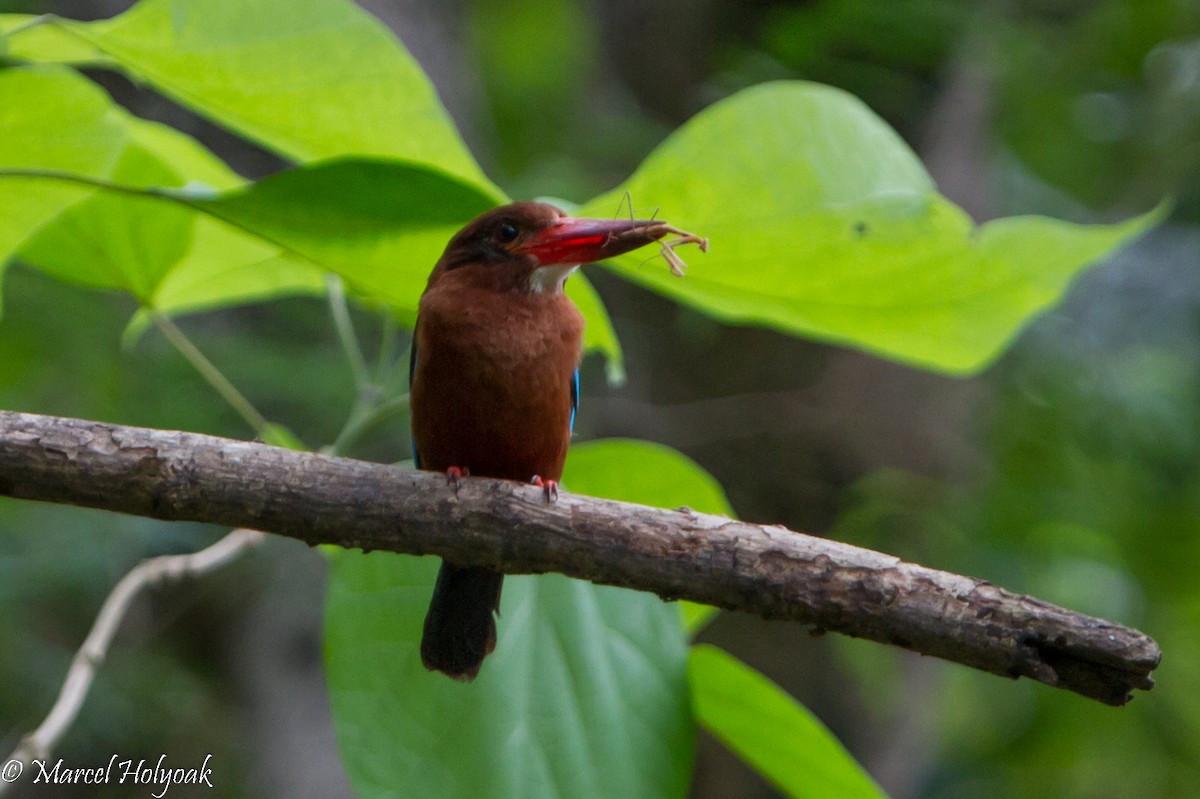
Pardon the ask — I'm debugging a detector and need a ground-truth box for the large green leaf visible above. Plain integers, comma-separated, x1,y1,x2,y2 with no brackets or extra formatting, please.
579,81,1160,375
324,440,723,799
570,436,886,799
563,439,731,513
184,159,496,317
326,558,693,799
120,214,326,347
3,0,499,194
119,119,326,316
18,131,195,301
690,644,888,799
139,220,323,318
0,66,128,291
3,70,324,312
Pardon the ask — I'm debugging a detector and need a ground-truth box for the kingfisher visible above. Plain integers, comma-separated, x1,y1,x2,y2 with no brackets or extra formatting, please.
411,201,674,680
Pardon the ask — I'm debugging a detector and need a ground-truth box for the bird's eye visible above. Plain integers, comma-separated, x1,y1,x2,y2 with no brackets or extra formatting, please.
494,223,519,244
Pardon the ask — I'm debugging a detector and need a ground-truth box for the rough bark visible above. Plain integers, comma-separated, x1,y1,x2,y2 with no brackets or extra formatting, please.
0,410,1160,705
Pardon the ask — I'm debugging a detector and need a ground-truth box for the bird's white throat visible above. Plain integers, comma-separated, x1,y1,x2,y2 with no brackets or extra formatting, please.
529,264,579,293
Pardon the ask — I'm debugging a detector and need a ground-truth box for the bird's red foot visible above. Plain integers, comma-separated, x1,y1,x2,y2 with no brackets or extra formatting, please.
446,466,469,490
530,475,558,503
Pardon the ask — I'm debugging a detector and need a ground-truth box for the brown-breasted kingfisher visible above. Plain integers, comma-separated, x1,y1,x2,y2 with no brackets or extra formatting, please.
411,201,671,680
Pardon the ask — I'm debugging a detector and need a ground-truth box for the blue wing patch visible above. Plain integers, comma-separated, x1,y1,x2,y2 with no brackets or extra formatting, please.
409,331,421,468
570,368,580,434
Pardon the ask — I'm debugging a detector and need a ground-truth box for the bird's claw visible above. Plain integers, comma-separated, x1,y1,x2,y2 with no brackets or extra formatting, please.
446,466,469,492
530,475,558,503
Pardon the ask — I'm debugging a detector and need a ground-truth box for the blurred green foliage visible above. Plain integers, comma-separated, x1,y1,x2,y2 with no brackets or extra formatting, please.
827,235,1200,798
994,0,1200,214
724,0,1200,216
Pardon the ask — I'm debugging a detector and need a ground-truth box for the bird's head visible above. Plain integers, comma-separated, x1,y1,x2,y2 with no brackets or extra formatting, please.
432,201,672,293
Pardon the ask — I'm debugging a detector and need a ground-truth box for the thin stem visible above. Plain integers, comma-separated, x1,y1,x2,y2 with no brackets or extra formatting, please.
375,310,399,384
325,392,410,456
326,274,370,391
152,313,270,436
1,13,53,41
393,345,414,394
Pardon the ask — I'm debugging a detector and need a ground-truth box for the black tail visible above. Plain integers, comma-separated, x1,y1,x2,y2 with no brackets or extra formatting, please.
420,562,504,680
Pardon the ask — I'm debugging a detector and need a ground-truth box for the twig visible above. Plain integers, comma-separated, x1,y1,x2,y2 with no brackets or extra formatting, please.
374,311,399,385
152,313,270,436
0,528,263,794
325,274,370,390
0,13,53,41
323,393,410,456
0,410,1162,705
321,275,412,456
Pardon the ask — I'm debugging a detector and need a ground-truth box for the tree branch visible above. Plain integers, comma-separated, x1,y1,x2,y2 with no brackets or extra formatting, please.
0,410,1160,706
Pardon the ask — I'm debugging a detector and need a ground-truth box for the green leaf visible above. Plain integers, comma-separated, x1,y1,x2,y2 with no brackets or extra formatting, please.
183,159,497,316
564,438,731,513
145,220,324,316
324,441,732,799
18,132,195,301
326,557,694,799
260,422,307,451
690,644,888,799
9,91,324,311
4,4,628,358
580,81,1160,375
124,118,327,316
0,66,128,286
680,601,721,637
5,0,499,194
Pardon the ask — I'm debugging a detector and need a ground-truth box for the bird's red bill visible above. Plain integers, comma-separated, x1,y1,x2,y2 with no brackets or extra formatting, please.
517,216,673,265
